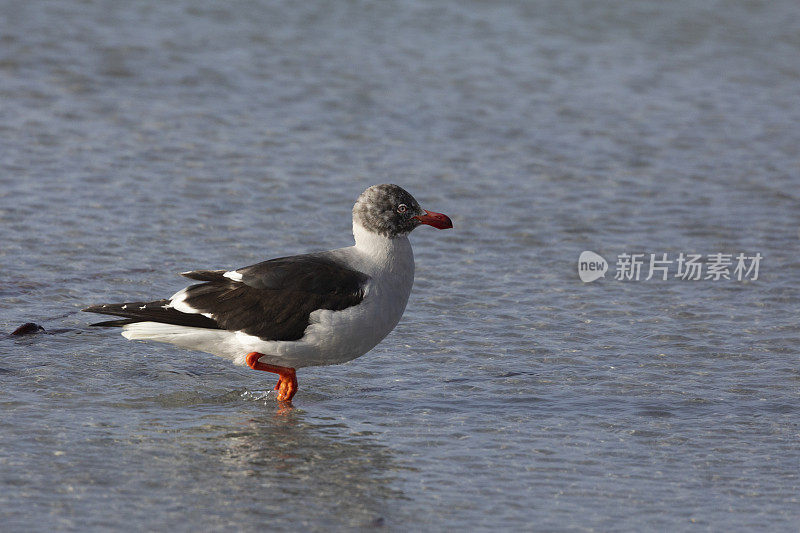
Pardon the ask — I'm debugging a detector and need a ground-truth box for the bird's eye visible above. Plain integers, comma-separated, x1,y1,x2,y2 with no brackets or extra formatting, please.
397,204,407,213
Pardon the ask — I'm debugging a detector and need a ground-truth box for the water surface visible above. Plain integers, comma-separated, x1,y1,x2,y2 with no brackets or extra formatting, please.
1,1,799,530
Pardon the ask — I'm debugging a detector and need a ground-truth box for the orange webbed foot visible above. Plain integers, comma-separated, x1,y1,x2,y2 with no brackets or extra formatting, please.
274,371,298,402
245,352,298,402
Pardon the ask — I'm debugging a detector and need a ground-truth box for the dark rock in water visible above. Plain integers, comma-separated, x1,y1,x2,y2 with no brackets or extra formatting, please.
11,323,45,336
364,517,385,528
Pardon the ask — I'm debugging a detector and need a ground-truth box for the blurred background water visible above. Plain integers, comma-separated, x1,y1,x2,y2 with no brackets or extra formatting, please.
1,0,799,530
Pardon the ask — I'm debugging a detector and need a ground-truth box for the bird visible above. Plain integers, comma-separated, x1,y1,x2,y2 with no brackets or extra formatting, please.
83,184,453,402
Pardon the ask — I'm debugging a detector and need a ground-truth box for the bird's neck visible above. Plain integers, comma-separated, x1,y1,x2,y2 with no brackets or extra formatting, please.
352,222,414,272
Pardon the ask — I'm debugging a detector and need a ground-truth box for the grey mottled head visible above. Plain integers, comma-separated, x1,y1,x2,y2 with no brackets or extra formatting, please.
352,184,453,238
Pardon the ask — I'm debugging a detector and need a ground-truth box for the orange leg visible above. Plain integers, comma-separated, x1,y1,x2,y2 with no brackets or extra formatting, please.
245,352,298,402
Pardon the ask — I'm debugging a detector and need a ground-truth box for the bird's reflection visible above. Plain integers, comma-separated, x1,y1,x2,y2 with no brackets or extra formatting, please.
151,392,411,528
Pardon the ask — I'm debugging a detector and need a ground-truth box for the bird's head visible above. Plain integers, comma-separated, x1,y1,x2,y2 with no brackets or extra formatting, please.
352,184,453,238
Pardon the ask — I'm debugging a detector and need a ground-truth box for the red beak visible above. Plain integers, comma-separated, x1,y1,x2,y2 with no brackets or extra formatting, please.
414,209,453,229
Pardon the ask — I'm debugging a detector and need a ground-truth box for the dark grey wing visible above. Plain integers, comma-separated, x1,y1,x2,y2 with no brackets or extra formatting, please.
85,254,369,341
180,254,369,341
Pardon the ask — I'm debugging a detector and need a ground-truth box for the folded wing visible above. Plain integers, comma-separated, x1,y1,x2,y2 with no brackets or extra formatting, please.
85,253,370,342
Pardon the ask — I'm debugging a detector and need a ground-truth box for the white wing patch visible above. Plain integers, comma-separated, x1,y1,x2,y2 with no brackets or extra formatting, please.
167,287,215,319
223,270,243,281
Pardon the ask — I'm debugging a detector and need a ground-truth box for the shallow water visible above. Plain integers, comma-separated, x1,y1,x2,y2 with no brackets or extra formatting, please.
2,0,799,530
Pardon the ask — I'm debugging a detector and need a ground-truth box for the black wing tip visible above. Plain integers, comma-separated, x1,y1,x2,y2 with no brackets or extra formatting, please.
82,298,219,330
83,304,109,313
83,303,138,325
89,319,139,327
